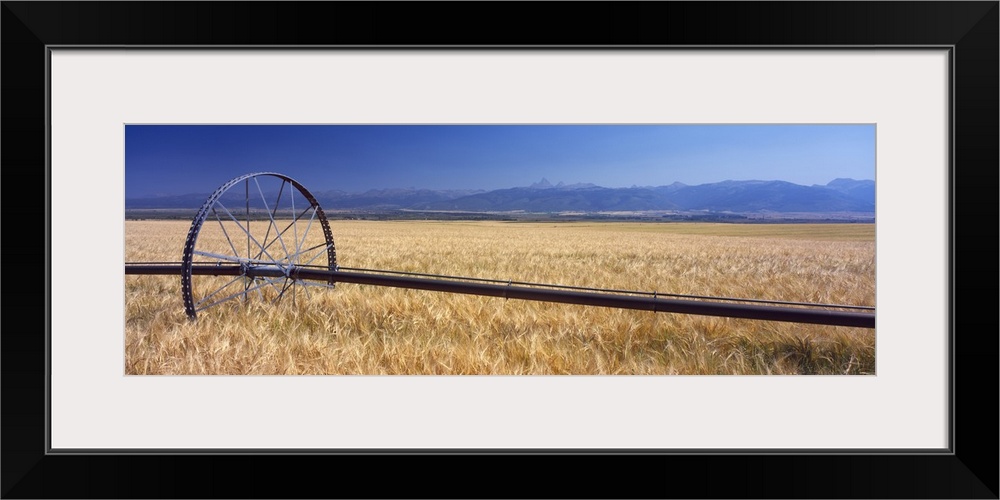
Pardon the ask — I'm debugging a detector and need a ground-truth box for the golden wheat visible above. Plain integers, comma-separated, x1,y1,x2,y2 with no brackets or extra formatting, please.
125,220,875,375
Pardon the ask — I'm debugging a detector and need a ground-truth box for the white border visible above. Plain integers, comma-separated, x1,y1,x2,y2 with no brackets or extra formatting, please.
50,50,949,449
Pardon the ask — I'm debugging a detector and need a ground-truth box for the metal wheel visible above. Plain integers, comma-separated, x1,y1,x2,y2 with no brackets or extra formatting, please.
180,172,337,319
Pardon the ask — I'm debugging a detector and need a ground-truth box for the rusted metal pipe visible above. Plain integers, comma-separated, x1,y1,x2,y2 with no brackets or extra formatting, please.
125,264,875,328
125,264,242,276
305,269,874,328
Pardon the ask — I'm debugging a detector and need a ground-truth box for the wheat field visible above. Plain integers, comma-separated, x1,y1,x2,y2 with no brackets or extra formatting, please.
125,220,875,375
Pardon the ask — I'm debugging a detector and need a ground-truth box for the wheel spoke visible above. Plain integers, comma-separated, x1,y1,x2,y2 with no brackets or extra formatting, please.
194,275,247,309
191,250,277,266
296,206,318,266
197,276,282,313
260,275,286,296
253,177,290,263
213,207,241,259
192,250,247,263
263,179,287,259
251,278,261,301
281,241,332,265
273,278,294,305
258,205,314,262
215,200,283,265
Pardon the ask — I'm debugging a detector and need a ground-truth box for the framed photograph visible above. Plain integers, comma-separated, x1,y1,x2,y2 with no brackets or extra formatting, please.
4,2,996,498
121,123,877,376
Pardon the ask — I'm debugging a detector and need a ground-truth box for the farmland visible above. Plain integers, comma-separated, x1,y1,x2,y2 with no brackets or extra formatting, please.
125,220,875,375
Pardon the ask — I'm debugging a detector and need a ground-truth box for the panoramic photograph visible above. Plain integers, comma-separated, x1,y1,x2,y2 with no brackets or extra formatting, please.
124,124,876,375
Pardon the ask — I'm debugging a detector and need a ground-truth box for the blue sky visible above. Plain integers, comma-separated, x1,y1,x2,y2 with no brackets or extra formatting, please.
125,124,875,197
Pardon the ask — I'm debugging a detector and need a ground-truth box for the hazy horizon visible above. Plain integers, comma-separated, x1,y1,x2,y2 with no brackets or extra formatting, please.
125,175,875,198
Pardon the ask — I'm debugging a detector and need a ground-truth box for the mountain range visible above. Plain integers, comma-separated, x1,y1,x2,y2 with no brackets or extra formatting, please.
126,178,875,213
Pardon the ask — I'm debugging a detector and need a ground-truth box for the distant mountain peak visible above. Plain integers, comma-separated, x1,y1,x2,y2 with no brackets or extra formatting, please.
530,177,553,189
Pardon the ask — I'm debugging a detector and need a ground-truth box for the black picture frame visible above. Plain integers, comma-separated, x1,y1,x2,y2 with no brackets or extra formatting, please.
3,2,996,498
